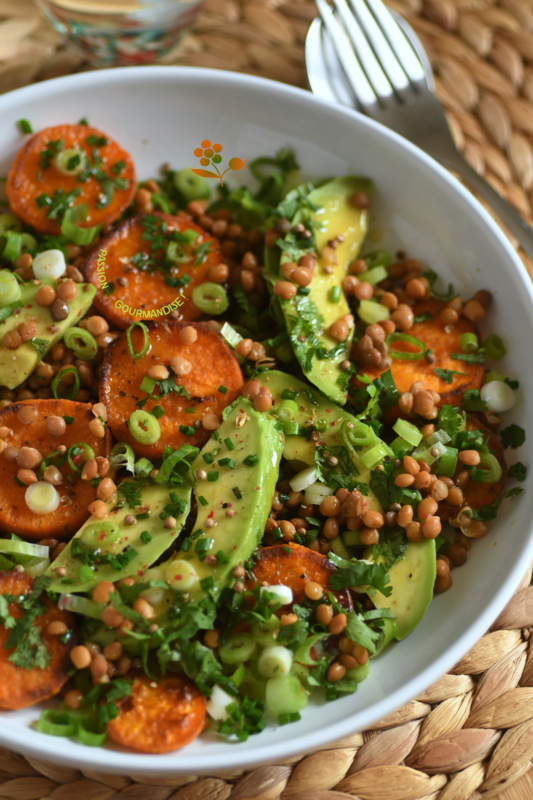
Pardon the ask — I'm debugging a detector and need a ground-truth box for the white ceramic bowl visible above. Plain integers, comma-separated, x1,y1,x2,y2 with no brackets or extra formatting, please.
0,67,531,776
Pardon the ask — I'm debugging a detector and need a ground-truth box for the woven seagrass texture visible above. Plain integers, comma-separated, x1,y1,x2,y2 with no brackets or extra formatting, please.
0,0,533,798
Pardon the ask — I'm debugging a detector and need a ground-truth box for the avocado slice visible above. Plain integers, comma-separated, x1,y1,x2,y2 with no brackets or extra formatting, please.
265,177,371,405
162,397,284,602
0,278,96,390
46,479,192,593
371,539,437,640
259,370,382,512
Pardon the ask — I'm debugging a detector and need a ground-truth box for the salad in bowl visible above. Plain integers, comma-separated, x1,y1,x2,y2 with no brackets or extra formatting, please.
0,116,526,755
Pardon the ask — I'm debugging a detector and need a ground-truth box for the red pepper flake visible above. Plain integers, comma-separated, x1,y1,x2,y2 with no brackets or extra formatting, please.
208,510,214,518
326,408,331,413
137,570,144,576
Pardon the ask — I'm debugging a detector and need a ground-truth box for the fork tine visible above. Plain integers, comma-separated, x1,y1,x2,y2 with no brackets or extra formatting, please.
348,0,410,95
364,0,426,84
332,0,394,102
315,0,378,112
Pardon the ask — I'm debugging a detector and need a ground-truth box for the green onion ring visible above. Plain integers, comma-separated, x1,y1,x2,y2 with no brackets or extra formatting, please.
128,409,161,445
51,366,80,400
38,710,77,737
126,321,149,360
67,442,95,476
77,720,107,747
191,282,229,315
64,327,98,361
386,332,426,361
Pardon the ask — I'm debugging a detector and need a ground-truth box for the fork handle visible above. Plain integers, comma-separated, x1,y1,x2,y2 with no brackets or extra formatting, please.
444,156,533,262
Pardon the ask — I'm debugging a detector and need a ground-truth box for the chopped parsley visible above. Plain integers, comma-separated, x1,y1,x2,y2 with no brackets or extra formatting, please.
434,368,467,384
5,576,52,671
328,552,392,597
500,424,526,450
29,338,49,360
116,482,143,510
508,462,527,482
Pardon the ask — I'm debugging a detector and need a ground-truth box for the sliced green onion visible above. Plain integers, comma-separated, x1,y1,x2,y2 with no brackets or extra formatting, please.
412,440,448,466
360,441,393,469
289,466,317,492
359,265,388,285
0,540,48,559
344,663,370,683
128,409,161,445
294,632,327,666
61,204,101,246
393,419,423,447
58,593,103,619
412,430,451,457
78,565,95,582
220,322,243,349
278,399,298,422
0,213,21,235
386,332,426,361
52,367,80,401
265,673,308,716
468,452,503,484
54,147,85,176
77,720,107,747
342,419,375,450
173,168,210,201
330,286,341,302
38,710,76,737
484,334,506,360
165,240,190,263
134,457,154,477
364,249,391,269
258,645,292,678
390,436,411,455
283,421,300,436
460,332,479,353
155,444,198,484
438,446,458,478
67,442,95,476
24,556,50,578
80,521,120,550
357,299,390,325
219,632,257,665
1,231,23,263
251,616,281,648
0,270,22,307
109,442,135,474
126,321,149,360
192,282,229,315
25,482,60,515
64,327,98,361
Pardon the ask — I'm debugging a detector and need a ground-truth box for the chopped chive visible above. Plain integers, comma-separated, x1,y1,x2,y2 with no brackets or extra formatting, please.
207,471,219,482
271,528,283,542
18,119,33,134
224,437,235,451
181,537,192,552
78,117,89,125
282,546,292,553
186,407,196,413
63,416,74,425
136,512,150,520
281,389,298,400
150,405,165,419
198,496,209,506
330,286,341,303
297,286,311,295
215,550,229,565
218,385,228,394
200,576,215,590
191,529,204,540
14,476,24,487
243,454,259,466
179,425,196,436
218,458,236,469
140,531,152,544
232,487,242,499
194,537,213,554
203,453,214,464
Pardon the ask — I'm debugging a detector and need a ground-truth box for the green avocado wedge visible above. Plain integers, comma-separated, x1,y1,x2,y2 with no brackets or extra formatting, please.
265,177,371,405
46,480,192,593
0,278,96,390
259,370,382,513
161,397,284,603
371,539,437,640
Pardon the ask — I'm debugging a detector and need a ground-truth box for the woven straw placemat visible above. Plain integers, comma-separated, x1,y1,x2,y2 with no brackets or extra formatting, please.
0,0,533,798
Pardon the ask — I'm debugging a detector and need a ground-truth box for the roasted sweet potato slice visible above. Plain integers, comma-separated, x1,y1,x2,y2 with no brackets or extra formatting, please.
439,417,507,522
82,213,224,330
247,543,353,610
100,321,243,460
0,572,76,710
106,674,206,753
0,399,112,541
355,299,484,404
6,124,136,234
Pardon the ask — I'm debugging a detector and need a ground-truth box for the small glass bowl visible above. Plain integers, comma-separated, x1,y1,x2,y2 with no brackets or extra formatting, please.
38,0,205,67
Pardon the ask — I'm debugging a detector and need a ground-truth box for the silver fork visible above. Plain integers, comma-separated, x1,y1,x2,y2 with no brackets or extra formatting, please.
306,0,533,260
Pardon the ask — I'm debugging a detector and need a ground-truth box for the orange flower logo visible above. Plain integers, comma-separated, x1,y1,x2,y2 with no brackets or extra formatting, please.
192,140,248,186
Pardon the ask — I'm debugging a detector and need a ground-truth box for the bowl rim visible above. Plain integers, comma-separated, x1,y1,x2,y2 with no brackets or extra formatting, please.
0,64,532,775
